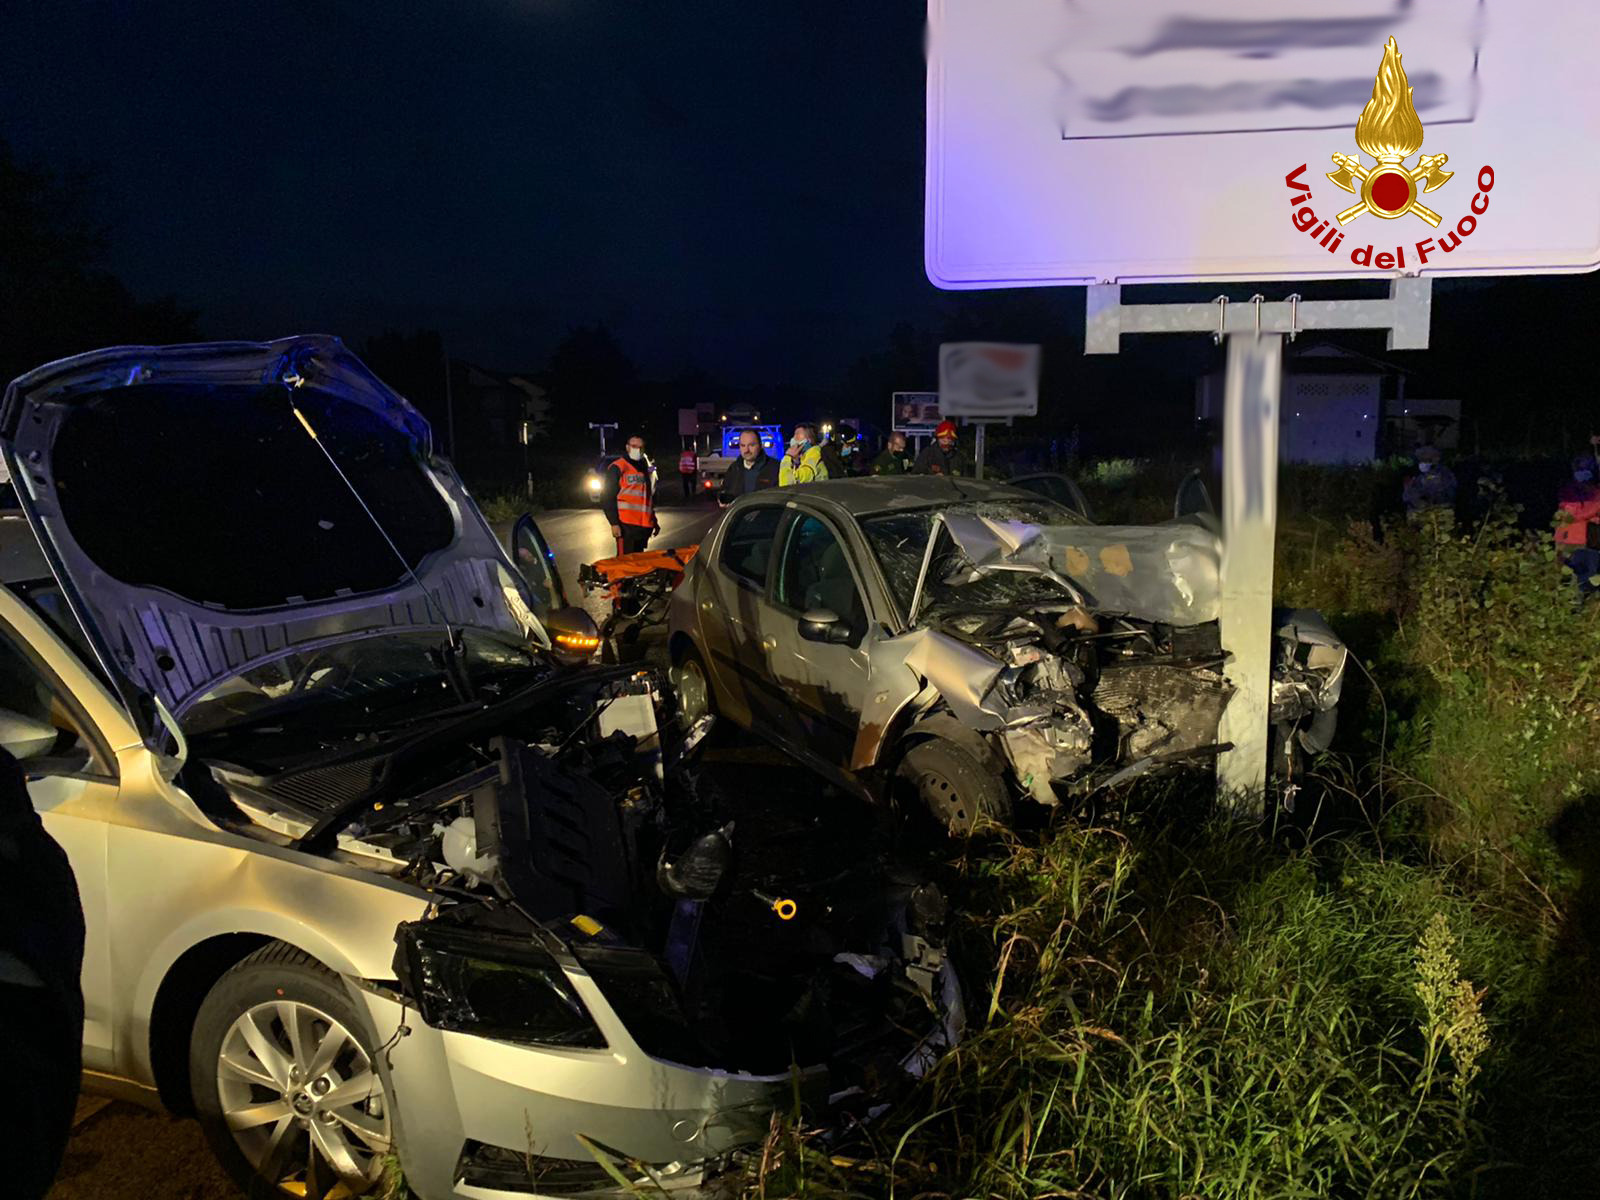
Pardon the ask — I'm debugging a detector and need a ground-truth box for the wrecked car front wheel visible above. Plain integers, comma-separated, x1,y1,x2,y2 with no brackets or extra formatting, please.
191,943,393,1198
897,738,1011,835
671,648,716,726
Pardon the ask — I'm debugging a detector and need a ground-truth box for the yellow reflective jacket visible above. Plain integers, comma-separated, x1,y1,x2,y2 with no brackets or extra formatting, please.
779,445,828,486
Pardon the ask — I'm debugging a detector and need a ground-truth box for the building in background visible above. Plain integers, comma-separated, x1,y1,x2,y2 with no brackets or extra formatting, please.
1194,342,1459,464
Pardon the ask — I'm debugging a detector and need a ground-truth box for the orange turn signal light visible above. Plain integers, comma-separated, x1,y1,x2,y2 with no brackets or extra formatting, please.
556,632,602,652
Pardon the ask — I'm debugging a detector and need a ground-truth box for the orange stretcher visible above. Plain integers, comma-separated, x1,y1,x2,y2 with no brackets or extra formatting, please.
579,544,699,601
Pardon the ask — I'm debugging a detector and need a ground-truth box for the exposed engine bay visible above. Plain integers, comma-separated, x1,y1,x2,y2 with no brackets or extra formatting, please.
180,665,961,1088
917,601,1343,806
855,506,1349,810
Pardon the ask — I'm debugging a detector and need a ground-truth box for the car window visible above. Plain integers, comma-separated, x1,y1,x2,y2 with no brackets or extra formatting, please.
775,515,865,628
720,506,783,589
0,617,109,777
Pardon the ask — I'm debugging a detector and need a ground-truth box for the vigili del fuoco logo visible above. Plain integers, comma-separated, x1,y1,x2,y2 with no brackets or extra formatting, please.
1284,36,1495,270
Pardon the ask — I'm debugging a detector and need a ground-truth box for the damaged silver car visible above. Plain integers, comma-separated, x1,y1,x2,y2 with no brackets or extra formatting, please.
667,477,1346,831
1,338,959,1199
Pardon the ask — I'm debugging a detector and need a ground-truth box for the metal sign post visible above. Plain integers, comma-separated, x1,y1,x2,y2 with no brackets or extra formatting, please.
588,421,618,457
962,417,1012,480
1087,279,1431,816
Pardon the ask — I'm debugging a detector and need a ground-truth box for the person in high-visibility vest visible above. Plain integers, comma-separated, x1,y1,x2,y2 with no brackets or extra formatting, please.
779,424,828,486
677,445,698,500
602,433,659,554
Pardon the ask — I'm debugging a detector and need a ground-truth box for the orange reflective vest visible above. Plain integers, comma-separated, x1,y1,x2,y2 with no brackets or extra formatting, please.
679,449,697,474
613,457,654,527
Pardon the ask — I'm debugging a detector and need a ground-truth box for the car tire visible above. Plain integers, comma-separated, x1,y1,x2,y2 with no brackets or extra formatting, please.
190,942,394,1199
897,738,1011,835
672,646,717,726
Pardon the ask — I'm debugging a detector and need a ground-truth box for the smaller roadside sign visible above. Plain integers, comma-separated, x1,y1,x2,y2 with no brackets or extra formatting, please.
938,343,1040,417
892,391,942,433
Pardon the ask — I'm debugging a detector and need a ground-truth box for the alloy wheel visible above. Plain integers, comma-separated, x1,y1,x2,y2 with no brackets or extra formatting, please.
216,1000,392,1197
675,656,712,724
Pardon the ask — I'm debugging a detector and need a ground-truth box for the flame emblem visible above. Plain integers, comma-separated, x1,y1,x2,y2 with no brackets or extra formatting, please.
1326,37,1453,226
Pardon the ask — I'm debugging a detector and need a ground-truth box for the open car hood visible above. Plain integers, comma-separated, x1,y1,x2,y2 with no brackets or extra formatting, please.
942,511,1222,625
0,336,544,742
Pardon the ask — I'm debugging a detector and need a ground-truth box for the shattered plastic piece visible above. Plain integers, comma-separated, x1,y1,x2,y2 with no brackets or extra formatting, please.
834,952,888,979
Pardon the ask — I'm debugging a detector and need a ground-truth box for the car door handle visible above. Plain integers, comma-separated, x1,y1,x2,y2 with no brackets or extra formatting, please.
761,637,778,652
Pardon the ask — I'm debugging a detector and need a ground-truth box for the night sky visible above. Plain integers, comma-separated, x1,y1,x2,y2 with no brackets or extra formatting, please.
3,0,934,386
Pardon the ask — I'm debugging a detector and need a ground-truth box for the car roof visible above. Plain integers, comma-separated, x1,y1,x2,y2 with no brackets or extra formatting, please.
779,475,1033,519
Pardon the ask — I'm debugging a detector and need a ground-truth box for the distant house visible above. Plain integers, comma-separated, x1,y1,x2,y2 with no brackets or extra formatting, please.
1194,342,1460,464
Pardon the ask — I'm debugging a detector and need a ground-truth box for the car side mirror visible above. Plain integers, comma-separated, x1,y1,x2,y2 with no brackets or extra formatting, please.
0,708,58,760
798,608,852,645
545,606,603,663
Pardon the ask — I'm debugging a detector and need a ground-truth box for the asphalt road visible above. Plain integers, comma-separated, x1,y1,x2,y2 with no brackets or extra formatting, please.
51,495,724,1200
525,494,719,598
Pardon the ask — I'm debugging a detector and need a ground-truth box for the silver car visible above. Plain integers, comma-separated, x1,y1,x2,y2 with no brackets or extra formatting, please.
1,338,957,1198
667,477,1347,830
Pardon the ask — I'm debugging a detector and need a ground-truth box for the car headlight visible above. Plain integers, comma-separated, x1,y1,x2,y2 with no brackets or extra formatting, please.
586,475,602,493
395,922,606,1049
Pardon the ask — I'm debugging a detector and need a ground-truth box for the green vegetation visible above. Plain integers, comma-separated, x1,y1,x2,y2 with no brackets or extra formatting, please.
751,462,1600,1199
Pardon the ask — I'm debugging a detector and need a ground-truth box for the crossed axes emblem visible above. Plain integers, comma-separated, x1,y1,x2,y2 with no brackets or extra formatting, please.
1326,151,1455,227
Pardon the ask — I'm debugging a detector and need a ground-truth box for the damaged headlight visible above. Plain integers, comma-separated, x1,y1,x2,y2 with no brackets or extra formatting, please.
395,923,606,1049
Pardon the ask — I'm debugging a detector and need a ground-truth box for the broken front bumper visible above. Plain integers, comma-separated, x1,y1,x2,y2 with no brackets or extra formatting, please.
355,986,808,1199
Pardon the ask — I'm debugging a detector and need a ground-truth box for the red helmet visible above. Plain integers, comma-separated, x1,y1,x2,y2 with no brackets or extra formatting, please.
934,420,958,438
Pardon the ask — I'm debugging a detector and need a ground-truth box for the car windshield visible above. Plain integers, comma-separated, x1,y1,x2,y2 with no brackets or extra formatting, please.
860,498,1082,620
180,629,547,736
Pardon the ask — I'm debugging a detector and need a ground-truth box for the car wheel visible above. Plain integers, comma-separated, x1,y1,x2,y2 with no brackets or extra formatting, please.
672,647,716,725
190,942,394,1198
897,738,1011,835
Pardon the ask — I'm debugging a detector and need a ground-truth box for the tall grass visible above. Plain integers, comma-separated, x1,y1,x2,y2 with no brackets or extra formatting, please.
757,814,1550,1200
750,463,1600,1199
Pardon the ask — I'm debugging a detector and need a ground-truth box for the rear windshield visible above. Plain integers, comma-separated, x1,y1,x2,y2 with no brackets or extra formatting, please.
49,383,455,609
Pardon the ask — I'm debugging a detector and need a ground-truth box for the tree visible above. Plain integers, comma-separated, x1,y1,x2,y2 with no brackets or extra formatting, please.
0,139,198,386
541,323,642,449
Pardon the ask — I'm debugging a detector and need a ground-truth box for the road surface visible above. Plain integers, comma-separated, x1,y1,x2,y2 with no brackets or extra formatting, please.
519,495,720,599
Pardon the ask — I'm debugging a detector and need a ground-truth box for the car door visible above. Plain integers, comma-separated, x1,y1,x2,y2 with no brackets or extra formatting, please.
758,510,872,772
696,503,786,728
508,512,572,622
0,599,121,1072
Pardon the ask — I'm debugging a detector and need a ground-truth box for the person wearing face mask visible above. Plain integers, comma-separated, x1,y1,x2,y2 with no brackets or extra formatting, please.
914,420,964,477
602,433,660,554
819,424,860,479
717,428,779,505
1556,449,1600,595
1402,444,1456,515
872,430,913,475
779,423,828,486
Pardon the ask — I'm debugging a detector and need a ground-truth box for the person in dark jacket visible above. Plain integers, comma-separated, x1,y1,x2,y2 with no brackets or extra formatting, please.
0,745,85,1200
1402,444,1456,515
872,431,912,475
601,433,659,554
819,424,862,479
717,428,779,505
914,420,964,477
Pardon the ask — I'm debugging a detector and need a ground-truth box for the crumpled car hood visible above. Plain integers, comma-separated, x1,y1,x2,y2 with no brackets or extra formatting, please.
0,336,542,742
942,511,1221,625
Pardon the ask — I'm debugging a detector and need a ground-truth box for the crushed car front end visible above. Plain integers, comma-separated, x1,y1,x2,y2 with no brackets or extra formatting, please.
860,499,1348,809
